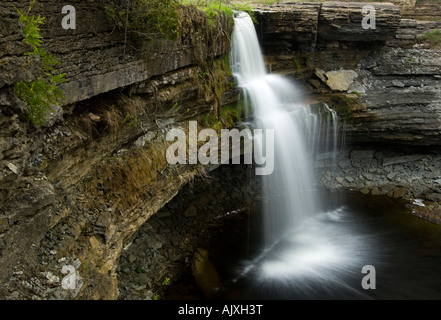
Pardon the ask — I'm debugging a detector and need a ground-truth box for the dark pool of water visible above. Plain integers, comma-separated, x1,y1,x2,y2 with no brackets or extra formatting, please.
213,192,441,300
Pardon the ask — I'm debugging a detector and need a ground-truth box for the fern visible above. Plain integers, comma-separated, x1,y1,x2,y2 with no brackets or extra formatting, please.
14,0,66,126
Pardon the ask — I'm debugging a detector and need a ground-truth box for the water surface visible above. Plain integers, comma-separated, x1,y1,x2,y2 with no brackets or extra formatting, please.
215,193,441,300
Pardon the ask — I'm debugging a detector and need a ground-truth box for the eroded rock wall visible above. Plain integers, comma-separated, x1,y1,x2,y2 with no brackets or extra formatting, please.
255,1,441,150
0,0,229,106
0,0,233,300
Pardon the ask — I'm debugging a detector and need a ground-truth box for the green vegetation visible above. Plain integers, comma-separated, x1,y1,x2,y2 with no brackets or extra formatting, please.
349,91,362,97
180,0,255,20
122,114,139,128
162,277,171,285
417,29,441,49
197,54,233,119
201,105,240,133
197,1,235,21
105,0,181,40
104,1,238,120
104,0,254,40
264,0,277,5
14,0,66,126
326,94,363,123
136,266,147,274
237,0,325,4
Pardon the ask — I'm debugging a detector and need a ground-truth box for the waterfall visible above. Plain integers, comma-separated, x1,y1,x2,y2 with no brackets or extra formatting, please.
230,12,343,283
231,12,335,244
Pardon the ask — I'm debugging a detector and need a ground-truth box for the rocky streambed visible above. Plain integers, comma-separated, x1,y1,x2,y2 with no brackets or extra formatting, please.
314,148,441,224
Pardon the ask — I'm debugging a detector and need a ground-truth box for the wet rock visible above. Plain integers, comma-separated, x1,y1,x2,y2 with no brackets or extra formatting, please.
254,2,322,52
191,248,220,299
351,150,375,158
388,187,409,198
387,172,398,181
383,155,426,166
184,205,198,218
424,193,441,202
345,176,354,183
338,159,351,169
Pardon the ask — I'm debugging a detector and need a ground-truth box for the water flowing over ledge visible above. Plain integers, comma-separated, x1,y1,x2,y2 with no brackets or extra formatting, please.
231,12,348,282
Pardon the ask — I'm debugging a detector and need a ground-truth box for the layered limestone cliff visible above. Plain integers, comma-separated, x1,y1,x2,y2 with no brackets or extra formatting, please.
255,1,441,150
1,0,441,301
0,0,233,299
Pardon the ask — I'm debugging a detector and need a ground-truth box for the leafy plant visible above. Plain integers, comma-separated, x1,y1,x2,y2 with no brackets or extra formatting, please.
14,0,66,126
105,0,181,40
136,266,147,274
162,277,171,285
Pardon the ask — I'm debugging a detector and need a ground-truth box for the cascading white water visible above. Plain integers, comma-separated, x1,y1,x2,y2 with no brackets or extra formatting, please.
209,14,441,300
231,12,319,244
230,12,351,284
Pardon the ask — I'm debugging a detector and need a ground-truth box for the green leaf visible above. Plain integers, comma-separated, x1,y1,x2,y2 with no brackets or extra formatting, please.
14,1,66,126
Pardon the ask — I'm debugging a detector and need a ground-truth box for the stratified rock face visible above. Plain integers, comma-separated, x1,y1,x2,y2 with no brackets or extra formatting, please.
349,48,441,148
254,2,322,52
391,0,441,20
255,2,441,150
255,1,401,54
318,2,401,42
0,0,233,301
0,0,230,107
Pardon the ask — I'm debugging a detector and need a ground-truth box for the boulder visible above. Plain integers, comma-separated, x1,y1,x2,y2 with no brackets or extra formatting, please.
325,70,358,91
